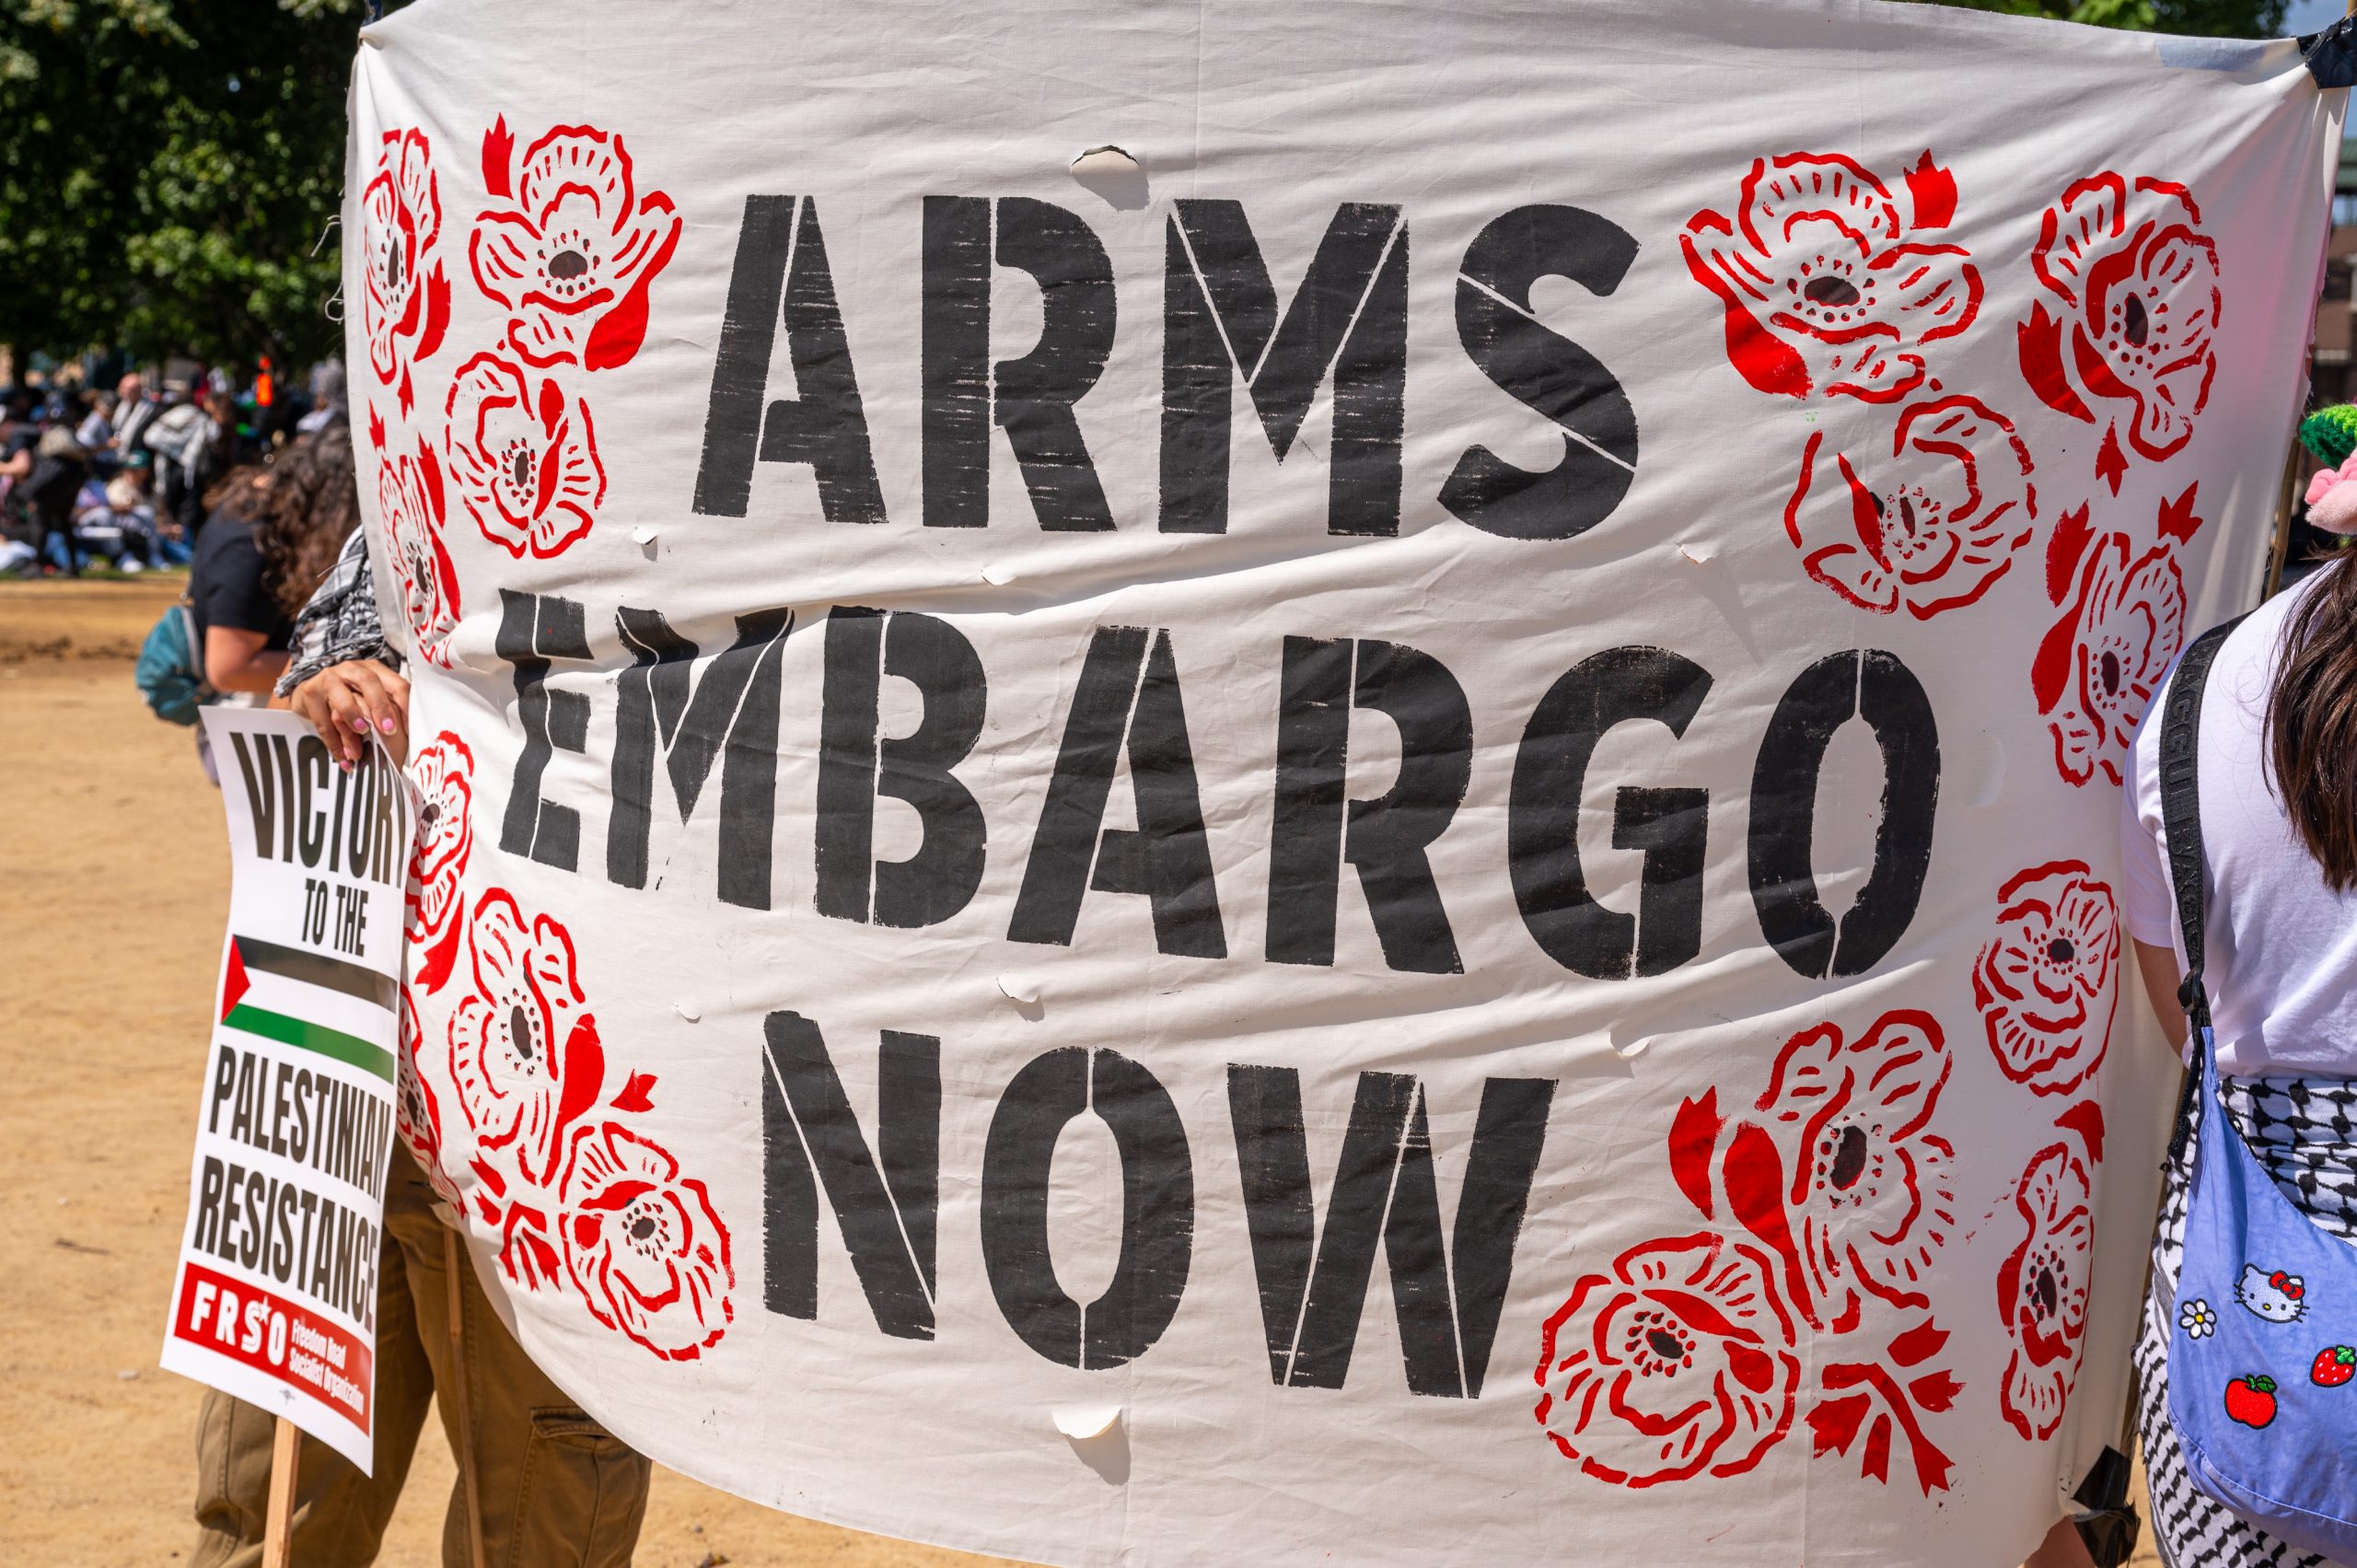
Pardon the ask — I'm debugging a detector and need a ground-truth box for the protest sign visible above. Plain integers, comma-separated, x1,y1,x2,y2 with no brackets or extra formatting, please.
161,710,412,1472
345,0,2341,1560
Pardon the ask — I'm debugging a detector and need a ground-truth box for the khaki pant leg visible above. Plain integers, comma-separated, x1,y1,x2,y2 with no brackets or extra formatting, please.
188,1158,439,1568
382,1154,651,1568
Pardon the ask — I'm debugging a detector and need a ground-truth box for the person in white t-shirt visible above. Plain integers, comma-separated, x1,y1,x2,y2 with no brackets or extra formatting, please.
2117,405,2357,1568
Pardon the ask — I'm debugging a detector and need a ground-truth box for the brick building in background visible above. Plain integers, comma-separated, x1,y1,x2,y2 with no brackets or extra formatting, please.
2314,143,2357,404
2275,144,2357,587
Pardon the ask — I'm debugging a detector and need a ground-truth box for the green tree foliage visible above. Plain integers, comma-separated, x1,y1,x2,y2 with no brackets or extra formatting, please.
0,0,2300,368
0,0,400,368
1914,0,2290,34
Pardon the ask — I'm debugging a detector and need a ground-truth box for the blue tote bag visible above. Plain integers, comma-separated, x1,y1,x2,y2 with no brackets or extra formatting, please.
2159,617,2357,1563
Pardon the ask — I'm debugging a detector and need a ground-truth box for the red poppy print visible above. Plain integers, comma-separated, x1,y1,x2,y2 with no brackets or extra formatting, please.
1996,1144,2093,1441
377,436,462,668
1783,394,2037,618
1973,861,2120,1098
1725,1011,1955,1330
448,889,606,1184
396,990,461,1207
560,1121,735,1361
1683,150,1980,404
443,353,606,559
1534,1232,1799,1488
361,130,451,415
2033,528,2187,786
2019,174,2219,489
403,731,473,993
470,121,681,372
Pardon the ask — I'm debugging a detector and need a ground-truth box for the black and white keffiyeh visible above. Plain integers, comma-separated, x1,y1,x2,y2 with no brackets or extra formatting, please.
274,526,398,697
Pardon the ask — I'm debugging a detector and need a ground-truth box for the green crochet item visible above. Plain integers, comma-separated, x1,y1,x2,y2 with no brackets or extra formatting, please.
2301,404,2357,468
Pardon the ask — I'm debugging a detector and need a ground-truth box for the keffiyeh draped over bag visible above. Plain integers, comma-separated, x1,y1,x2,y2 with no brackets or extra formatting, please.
274,526,399,698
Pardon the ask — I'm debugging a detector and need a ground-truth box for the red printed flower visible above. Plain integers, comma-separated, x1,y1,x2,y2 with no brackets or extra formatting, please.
2019,175,2220,485
1534,1232,1799,1488
1537,1235,1791,1481
448,889,605,1184
403,731,473,993
1724,1011,1955,1330
377,436,462,668
1997,1144,2093,1441
2034,528,2187,786
443,353,606,559
561,1121,735,1361
1684,150,1980,404
361,130,450,415
396,989,461,1206
1973,862,2120,1098
470,121,680,371
1784,394,2037,618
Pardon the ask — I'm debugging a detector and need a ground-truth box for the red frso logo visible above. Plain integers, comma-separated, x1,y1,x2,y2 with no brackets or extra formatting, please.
172,1261,375,1430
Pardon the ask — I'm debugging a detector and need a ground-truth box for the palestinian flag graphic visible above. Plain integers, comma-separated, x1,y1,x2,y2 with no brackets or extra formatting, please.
218,935,398,1082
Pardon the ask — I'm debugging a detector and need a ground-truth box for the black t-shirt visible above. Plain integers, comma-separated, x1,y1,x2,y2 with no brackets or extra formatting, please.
188,513,292,651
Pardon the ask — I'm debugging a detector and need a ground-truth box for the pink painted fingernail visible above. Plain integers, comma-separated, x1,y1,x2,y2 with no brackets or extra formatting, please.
351,718,370,732
379,717,396,733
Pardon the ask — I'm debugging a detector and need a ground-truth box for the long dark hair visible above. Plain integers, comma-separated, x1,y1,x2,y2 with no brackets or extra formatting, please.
2269,553,2357,889
254,421,361,619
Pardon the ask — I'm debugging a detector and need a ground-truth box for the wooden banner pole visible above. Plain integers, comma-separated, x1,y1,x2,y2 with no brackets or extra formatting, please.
2265,434,2306,602
445,1225,491,1568
261,1415,300,1568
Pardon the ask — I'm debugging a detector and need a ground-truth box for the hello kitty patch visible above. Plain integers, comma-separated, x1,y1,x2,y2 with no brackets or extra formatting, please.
2237,1264,2308,1324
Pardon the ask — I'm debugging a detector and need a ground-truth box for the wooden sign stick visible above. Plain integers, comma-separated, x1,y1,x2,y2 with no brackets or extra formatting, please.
261,1415,300,1568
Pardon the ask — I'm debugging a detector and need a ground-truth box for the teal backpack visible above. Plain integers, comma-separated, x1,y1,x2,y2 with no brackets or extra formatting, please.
135,599,213,726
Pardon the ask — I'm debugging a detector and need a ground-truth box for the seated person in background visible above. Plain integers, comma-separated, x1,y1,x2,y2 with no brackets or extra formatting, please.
106,454,184,567
75,390,117,470
68,471,132,572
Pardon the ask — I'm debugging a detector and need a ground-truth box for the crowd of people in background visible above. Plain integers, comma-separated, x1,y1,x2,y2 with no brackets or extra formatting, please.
0,359,345,578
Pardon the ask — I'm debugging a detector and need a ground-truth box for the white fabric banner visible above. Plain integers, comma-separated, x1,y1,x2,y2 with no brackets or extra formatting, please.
161,711,412,1472
345,2,2340,1561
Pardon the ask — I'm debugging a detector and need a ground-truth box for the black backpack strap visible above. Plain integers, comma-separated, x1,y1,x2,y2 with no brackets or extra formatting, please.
2157,614,2246,1166
2156,616,2247,1026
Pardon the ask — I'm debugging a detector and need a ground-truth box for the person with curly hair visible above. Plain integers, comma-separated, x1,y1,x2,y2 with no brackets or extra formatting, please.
183,430,362,698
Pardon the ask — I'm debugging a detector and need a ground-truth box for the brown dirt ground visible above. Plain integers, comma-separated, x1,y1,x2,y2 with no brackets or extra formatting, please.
0,576,2161,1568
0,577,1000,1567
